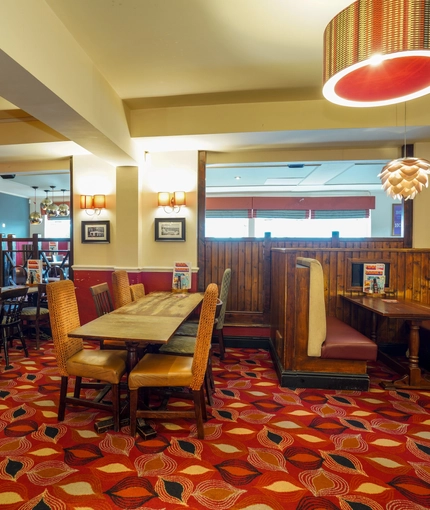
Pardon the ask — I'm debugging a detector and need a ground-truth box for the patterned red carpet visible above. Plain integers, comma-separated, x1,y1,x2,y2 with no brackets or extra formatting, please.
1,340,430,509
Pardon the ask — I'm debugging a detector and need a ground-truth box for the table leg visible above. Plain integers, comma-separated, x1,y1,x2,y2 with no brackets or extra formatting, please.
381,320,430,390
370,312,377,342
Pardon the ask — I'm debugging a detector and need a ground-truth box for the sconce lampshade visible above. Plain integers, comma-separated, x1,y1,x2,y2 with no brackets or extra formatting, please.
158,192,171,207
378,157,430,200
80,195,93,209
93,195,106,209
323,0,430,107
174,191,186,206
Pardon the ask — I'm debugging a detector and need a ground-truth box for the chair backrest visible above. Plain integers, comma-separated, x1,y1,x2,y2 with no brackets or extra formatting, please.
90,282,114,316
47,280,83,377
190,283,218,390
215,268,231,330
296,257,327,357
35,283,48,318
0,287,29,325
130,283,145,301
8,266,28,286
112,270,132,309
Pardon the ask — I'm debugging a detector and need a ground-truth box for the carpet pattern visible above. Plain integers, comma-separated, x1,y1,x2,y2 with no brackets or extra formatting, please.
1,341,430,509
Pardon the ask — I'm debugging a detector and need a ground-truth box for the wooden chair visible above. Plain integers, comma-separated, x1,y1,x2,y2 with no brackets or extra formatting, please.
0,287,29,369
8,265,28,286
20,283,50,349
89,282,146,352
90,283,114,317
112,270,132,309
130,283,145,301
47,280,128,432
128,283,218,439
172,268,231,359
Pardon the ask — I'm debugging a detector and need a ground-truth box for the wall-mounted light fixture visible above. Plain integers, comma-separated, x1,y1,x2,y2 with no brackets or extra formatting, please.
158,191,186,213
80,194,106,215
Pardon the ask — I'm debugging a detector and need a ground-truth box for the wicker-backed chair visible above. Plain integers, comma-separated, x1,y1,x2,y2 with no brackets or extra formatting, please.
128,283,218,439
47,280,127,432
172,268,231,359
112,270,132,309
20,283,50,349
0,287,29,369
130,283,145,301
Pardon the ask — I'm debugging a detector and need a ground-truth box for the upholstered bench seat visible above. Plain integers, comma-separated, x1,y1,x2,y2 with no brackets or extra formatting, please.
321,317,377,361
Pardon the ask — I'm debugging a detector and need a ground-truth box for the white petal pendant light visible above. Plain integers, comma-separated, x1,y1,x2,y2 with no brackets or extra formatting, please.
378,158,430,200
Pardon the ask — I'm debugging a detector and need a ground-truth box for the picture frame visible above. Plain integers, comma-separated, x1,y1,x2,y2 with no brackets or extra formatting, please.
155,218,186,241
81,220,110,243
392,203,403,236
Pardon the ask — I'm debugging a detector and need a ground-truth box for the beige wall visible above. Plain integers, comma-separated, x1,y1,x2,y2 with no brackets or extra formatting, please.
72,151,199,271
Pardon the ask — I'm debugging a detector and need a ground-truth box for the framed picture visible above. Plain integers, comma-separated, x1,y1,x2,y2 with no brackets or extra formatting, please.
155,218,186,241
81,220,110,243
392,203,403,236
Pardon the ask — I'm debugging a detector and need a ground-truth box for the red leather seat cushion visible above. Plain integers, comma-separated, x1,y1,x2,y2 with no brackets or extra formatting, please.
321,317,377,361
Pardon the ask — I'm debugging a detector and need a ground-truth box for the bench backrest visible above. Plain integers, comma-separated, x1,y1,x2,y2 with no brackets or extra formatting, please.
297,257,326,357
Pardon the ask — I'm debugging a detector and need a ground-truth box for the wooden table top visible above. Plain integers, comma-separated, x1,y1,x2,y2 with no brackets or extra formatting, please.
69,314,186,343
112,291,204,317
343,295,430,320
70,291,204,343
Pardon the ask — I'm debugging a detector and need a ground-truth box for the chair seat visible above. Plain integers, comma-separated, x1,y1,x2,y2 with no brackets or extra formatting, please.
66,349,127,384
159,335,196,355
21,307,50,318
174,322,198,337
129,353,193,390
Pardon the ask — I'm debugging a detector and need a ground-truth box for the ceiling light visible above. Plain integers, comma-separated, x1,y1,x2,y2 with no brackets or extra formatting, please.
235,176,241,180
40,189,52,211
29,186,42,225
58,189,69,217
378,103,430,200
46,186,59,217
323,0,430,107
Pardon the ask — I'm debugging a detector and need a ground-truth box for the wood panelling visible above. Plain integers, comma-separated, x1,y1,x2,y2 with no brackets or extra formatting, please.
201,235,430,347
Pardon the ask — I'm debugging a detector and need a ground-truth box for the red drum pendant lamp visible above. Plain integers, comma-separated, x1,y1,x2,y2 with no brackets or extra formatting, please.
323,0,430,107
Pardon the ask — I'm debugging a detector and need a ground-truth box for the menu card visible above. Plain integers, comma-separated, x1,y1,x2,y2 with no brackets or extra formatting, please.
27,259,43,285
363,263,385,294
172,261,191,291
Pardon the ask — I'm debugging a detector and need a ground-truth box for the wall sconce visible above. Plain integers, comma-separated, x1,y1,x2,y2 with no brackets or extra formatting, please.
158,191,186,213
80,194,106,216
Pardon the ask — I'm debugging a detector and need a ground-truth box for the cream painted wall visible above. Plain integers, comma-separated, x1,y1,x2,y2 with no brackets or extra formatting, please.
72,151,198,270
141,151,198,269
73,154,116,268
412,142,430,249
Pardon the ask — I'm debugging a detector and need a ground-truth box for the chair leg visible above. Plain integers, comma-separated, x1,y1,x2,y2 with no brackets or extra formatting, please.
2,330,11,369
58,376,68,421
74,377,82,398
192,388,206,439
129,388,139,437
35,323,40,350
17,324,28,357
111,383,120,432
217,328,225,359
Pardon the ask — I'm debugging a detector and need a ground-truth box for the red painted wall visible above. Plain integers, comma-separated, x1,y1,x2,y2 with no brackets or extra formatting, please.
73,269,199,324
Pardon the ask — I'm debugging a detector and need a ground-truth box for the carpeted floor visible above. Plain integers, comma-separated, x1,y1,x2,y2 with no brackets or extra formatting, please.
1,340,430,509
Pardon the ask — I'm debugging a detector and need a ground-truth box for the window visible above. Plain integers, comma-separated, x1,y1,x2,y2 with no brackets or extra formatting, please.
44,218,71,238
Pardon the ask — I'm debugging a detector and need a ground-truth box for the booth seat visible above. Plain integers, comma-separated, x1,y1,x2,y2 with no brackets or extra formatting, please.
270,252,377,390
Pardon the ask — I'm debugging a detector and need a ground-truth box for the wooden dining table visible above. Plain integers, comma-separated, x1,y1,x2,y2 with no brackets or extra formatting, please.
343,295,430,390
68,290,204,434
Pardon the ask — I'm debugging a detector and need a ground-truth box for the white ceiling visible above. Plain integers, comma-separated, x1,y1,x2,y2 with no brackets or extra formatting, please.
0,0,428,197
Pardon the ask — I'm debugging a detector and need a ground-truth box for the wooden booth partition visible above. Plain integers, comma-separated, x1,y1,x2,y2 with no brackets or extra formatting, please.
268,246,430,356
200,234,406,325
